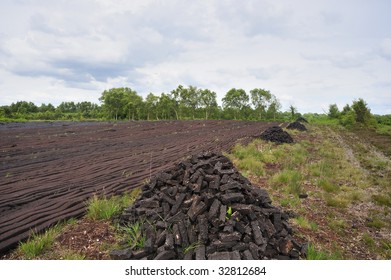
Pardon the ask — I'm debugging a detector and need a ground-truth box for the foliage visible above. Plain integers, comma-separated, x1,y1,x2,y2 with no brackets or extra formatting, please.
86,189,139,220
122,220,146,249
18,228,57,259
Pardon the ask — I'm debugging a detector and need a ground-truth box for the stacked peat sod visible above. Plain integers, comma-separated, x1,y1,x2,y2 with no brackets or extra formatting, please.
259,126,294,144
113,152,304,260
286,121,307,131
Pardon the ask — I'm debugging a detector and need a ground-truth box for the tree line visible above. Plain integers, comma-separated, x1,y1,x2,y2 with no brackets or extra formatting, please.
326,98,378,127
1,86,298,121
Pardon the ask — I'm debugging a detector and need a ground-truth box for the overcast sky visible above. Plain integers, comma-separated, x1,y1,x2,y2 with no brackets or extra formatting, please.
1,0,390,114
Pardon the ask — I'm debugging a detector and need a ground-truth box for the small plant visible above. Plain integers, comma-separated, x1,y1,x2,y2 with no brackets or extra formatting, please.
324,194,348,208
362,233,375,248
86,189,140,220
123,221,146,249
306,244,342,260
367,218,385,229
18,227,57,259
226,206,233,220
183,241,202,254
318,179,339,193
293,216,317,231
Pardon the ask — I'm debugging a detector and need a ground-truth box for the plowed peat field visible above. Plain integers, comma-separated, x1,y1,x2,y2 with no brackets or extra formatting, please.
0,120,280,254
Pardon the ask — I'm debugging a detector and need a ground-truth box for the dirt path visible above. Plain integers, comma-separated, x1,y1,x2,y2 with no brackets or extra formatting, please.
0,120,280,254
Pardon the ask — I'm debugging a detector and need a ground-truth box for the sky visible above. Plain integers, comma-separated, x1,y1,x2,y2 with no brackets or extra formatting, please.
0,0,390,114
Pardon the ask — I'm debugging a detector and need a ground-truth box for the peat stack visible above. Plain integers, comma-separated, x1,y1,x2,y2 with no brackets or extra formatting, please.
112,152,304,260
287,121,307,131
259,126,294,144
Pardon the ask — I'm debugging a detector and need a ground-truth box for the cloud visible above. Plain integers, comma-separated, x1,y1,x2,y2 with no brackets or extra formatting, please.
1,0,391,115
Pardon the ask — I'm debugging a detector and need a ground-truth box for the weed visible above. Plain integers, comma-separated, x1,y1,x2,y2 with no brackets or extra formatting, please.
367,218,385,229
236,157,264,176
270,170,302,196
293,216,317,231
306,244,342,260
318,179,339,193
328,218,347,233
362,233,375,248
324,194,348,208
183,241,202,254
86,189,140,220
372,194,391,207
123,221,146,249
18,227,57,259
61,251,86,260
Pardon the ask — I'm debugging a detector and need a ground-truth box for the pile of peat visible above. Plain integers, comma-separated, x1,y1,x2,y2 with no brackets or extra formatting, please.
287,121,307,131
259,126,294,144
112,152,305,260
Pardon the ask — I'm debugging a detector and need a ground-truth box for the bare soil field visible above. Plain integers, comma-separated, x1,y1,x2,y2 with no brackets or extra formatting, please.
0,120,280,254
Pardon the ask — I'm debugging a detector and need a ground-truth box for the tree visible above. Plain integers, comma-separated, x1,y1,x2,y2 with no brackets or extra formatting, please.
289,105,297,120
180,85,199,119
266,95,281,121
123,89,143,120
328,104,340,119
157,93,176,120
250,88,271,120
99,88,133,120
352,98,372,125
222,88,249,119
145,93,159,120
198,89,217,120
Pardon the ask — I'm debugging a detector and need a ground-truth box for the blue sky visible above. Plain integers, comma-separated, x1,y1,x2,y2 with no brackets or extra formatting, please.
0,0,390,114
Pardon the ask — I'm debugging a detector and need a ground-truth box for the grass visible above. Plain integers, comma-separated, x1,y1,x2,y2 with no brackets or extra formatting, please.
18,229,57,259
183,241,202,254
293,216,318,231
17,219,77,259
270,170,303,196
306,243,343,260
122,220,146,249
86,188,140,220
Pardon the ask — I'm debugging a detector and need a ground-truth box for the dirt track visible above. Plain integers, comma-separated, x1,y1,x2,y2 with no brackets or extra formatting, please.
0,120,280,254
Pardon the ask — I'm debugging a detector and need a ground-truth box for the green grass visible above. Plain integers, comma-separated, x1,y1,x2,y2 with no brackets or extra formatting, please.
306,244,342,260
372,194,391,207
362,233,375,248
270,170,303,196
183,241,202,254
318,179,339,193
324,194,349,208
19,229,57,259
86,189,140,220
122,220,146,249
367,218,385,229
293,216,318,231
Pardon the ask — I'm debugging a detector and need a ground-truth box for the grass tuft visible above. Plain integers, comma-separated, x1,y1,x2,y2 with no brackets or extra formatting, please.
86,189,140,220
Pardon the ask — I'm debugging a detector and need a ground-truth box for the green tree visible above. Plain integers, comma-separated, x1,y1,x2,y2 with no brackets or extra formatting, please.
266,94,281,121
181,85,200,119
157,93,176,120
289,105,298,120
123,90,143,120
250,88,271,120
145,93,159,120
99,88,131,120
198,89,217,120
352,98,372,125
222,88,249,119
328,104,340,119
39,103,55,113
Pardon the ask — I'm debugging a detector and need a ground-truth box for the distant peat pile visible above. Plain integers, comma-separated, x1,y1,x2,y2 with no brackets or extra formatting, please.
259,126,294,144
112,152,305,260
